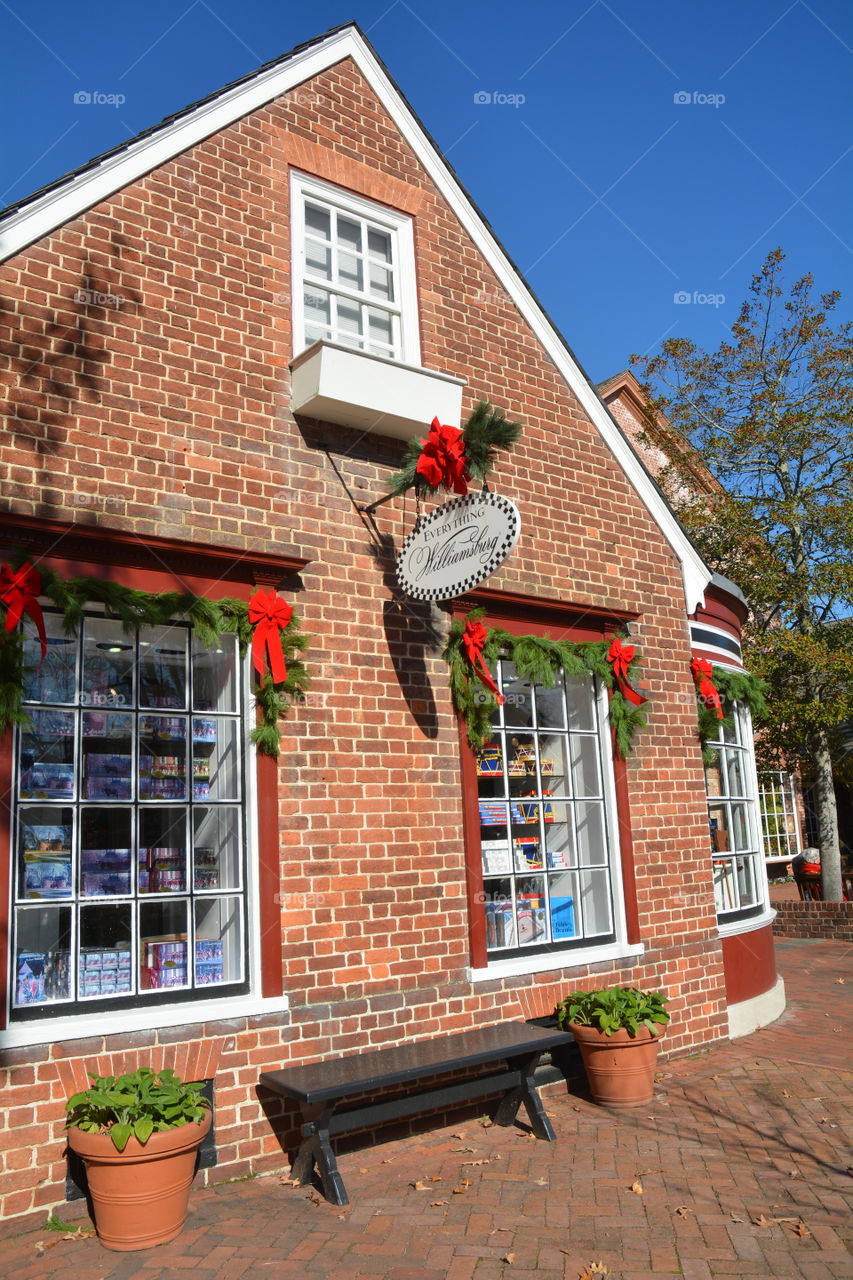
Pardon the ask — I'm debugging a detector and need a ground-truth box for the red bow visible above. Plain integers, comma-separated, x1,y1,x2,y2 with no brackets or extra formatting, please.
462,619,503,704
415,417,469,494
0,561,47,665
691,657,723,719
607,637,646,706
248,589,293,684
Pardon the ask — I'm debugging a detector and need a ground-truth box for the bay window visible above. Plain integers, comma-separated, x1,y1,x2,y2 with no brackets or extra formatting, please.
703,701,766,920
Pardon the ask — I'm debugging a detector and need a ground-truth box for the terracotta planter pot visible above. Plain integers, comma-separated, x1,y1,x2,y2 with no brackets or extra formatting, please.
67,1111,211,1251
569,1022,664,1109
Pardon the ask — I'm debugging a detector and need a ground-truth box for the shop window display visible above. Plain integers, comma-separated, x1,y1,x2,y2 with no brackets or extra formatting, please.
9,613,248,1020
475,662,617,958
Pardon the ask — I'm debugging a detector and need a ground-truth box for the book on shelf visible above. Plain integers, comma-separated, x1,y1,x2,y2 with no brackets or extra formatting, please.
551,895,576,939
478,801,507,827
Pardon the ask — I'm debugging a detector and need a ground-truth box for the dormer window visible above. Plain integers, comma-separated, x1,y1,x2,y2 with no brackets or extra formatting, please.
291,173,420,365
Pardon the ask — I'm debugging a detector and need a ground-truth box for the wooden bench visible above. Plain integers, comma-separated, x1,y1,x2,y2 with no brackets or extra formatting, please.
260,1021,572,1204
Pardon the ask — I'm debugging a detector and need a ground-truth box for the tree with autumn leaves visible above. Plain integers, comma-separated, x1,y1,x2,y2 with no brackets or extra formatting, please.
632,249,853,900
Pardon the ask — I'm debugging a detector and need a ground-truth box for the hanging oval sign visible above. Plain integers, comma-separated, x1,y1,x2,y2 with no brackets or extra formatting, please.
396,491,521,602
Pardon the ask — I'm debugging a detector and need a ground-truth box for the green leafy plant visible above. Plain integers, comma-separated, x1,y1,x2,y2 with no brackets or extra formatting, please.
556,985,670,1037
386,398,523,498
65,1068,210,1152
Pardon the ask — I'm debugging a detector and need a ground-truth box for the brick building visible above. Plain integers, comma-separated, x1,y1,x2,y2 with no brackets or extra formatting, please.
0,24,784,1225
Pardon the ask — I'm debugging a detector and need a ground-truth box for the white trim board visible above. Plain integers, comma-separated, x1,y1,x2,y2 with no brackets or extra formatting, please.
0,24,711,614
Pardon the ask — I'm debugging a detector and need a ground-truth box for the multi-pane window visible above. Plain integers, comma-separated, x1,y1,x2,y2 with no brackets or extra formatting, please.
292,174,418,364
703,703,765,917
475,661,617,958
10,611,247,1020
758,771,802,863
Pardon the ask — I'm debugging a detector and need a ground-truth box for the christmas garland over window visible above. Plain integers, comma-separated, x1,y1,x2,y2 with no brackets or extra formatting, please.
443,609,648,757
0,556,309,759
694,662,767,763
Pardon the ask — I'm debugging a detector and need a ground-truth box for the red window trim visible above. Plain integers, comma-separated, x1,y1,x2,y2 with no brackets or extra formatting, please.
0,520,308,1028
452,589,641,969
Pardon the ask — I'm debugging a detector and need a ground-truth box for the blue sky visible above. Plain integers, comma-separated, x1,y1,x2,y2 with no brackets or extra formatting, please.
0,0,850,383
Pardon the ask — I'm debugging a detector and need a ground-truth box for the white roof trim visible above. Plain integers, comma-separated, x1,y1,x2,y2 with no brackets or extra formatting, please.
0,25,710,613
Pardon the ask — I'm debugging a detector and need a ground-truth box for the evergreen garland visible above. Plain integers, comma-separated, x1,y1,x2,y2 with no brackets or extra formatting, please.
443,609,648,757
0,554,309,758
696,664,768,763
386,400,523,499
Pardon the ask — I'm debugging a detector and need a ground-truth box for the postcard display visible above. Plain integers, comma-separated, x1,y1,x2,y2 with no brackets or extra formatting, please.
12,614,245,1011
476,662,615,954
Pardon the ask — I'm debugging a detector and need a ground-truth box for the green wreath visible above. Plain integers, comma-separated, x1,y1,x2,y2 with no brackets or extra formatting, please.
443,610,648,757
386,400,522,499
0,556,309,759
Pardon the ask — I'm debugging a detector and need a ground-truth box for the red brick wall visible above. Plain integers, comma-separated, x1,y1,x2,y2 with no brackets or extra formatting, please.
772,901,853,942
0,57,729,1223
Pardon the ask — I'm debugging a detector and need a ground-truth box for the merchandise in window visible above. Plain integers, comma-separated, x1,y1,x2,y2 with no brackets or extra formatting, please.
703,702,765,917
10,613,248,1019
292,174,418,363
475,660,617,958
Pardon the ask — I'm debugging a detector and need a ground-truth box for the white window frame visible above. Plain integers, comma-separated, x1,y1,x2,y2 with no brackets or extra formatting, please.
1,608,287,1050
704,699,771,921
290,171,420,366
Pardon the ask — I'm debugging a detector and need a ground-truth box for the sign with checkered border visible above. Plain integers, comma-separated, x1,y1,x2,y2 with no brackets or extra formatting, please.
396,491,521,602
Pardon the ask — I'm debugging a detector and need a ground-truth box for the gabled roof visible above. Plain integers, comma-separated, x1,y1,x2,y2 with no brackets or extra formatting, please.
0,21,712,612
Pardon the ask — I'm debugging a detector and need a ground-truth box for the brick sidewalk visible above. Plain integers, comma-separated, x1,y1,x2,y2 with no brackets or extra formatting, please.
4,938,852,1279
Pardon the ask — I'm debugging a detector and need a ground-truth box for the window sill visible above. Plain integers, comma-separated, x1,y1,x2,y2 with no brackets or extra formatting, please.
469,940,645,982
0,991,290,1050
716,907,776,938
290,340,466,441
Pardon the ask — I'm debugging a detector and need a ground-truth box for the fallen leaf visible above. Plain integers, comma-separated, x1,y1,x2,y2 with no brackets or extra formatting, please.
836,977,845,984
429,1199,449,1207
535,1177,548,1186
453,1146,477,1153
795,1220,811,1238
359,1167,368,1173
412,1180,430,1191
630,1180,644,1195
452,1179,473,1194
674,1205,692,1217
502,1252,516,1264
307,1192,321,1206
752,1214,773,1228
577,1262,609,1278
479,1117,493,1128
730,1212,745,1223
788,1169,800,1178
462,1159,490,1167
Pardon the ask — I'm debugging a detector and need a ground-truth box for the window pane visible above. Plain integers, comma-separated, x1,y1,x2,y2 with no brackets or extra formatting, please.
502,664,534,727
337,249,363,293
14,906,72,1005
548,871,577,940
304,286,331,340
578,869,612,935
79,905,133,997
484,880,515,948
576,800,607,866
543,801,575,868
194,807,241,891
193,634,237,714
516,876,546,946
194,896,243,984
18,807,73,900
336,297,362,342
305,238,332,281
538,734,569,796
139,715,187,802
367,226,392,262
193,717,239,801
19,710,75,801
368,262,394,302
82,618,134,708
535,679,566,730
139,899,188,990
336,216,362,252
79,807,132,896
726,751,746,797
713,858,737,912
571,736,601,798
367,307,393,352
305,203,330,239
730,803,750,851
82,711,133,801
736,855,759,906
566,677,595,731
704,754,723,798
139,807,187,894
22,614,76,704
138,627,187,710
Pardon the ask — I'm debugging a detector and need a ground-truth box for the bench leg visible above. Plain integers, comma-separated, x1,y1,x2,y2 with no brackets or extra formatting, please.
493,1052,557,1141
292,1104,349,1206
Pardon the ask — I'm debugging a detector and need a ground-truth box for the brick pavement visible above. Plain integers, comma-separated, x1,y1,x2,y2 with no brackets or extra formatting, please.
3,938,851,1279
